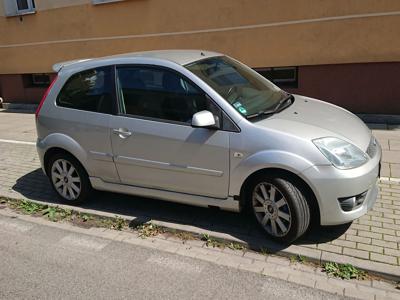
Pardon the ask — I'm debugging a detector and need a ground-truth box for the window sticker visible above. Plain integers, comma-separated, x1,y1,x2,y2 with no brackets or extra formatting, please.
238,106,247,115
233,101,242,109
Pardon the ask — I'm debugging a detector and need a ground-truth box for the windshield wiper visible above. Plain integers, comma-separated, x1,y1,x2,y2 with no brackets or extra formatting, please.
246,94,294,119
273,94,294,112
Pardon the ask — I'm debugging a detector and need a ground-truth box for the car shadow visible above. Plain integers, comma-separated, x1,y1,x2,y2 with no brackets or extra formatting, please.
12,168,349,253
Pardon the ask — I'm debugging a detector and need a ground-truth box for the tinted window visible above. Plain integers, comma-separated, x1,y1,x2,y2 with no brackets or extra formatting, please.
57,66,114,114
117,66,220,124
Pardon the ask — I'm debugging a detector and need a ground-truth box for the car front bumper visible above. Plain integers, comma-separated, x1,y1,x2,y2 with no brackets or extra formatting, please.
301,142,381,226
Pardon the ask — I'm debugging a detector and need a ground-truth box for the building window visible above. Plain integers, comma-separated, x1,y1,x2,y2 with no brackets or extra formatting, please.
3,0,36,16
254,67,298,88
31,74,50,86
22,74,51,88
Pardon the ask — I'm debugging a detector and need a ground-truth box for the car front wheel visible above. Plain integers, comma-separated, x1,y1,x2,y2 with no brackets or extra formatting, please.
249,175,310,244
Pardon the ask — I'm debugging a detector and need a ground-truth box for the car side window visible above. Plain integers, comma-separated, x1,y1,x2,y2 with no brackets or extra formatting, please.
57,66,114,114
116,66,221,124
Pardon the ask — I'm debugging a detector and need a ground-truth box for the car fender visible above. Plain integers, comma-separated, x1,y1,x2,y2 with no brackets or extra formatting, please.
229,150,316,196
37,133,89,173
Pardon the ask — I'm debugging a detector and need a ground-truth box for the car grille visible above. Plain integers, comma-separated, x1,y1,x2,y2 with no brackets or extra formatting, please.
366,136,377,158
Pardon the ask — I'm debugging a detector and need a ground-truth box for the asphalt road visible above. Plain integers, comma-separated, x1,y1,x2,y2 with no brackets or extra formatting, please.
0,214,348,300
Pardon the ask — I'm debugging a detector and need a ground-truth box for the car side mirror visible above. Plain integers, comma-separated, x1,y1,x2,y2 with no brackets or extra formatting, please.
191,110,219,129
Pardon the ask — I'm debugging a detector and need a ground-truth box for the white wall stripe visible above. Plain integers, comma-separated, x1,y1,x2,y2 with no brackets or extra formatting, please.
0,139,36,145
1,10,400,48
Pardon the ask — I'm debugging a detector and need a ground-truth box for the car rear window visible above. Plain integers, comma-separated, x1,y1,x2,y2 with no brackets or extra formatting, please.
56,66,114,114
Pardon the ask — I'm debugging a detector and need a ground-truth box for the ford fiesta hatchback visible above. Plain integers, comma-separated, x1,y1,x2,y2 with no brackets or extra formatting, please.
35,50,381,243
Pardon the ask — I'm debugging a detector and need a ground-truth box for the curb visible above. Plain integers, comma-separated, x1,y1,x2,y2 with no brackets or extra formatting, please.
5,196,400,282
357,114,400,125
1,103,37,112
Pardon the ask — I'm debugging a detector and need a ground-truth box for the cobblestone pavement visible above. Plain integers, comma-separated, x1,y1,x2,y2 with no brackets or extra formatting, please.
0,111,399,279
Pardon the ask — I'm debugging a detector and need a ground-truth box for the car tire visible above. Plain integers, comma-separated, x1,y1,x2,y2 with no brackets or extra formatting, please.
248,174,310,244
47,153,91,205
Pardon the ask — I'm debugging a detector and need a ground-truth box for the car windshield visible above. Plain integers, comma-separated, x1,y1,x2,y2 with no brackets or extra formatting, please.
185,56,289,118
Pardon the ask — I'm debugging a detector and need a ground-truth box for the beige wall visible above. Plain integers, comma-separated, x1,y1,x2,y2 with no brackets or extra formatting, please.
1,0,400,74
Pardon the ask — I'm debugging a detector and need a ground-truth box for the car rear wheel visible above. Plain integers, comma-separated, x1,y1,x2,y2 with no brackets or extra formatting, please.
249,174,310,244
48,153,91,205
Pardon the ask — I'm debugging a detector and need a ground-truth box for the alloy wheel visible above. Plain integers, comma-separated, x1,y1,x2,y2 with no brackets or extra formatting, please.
51,159,81,201
252,182,292,237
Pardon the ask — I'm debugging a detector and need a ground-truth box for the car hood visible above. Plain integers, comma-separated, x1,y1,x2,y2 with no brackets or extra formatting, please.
253,95,371,151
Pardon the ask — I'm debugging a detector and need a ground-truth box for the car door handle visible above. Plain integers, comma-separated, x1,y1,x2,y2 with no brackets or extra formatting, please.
113,128,132,138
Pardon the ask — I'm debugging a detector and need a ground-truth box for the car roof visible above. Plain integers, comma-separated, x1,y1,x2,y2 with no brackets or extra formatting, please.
53,50,222,73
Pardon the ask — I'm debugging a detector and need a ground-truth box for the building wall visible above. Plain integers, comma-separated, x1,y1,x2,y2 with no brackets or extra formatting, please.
0,73,56,104
0,0,399,113
1,0,400,73
287,62,400,114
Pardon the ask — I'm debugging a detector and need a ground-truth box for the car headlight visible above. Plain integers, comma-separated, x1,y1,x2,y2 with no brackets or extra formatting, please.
313,137,369,169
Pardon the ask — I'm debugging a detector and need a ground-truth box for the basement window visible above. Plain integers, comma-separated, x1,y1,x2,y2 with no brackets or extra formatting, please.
22,74,51,88
254,67,298,88
3,0,36,16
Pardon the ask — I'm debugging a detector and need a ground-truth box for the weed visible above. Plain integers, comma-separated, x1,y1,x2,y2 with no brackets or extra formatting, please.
260,248,269,256
323,262,366,280
18,200,43,214
175,231,194,243
137,222,162,238
298,255,306,263
110,216,126,230
227,242,246,251
42,207,58,222
81,214,90,222
290,254,306,264
136,222,164,239
60,209,73,220
201,233,224,248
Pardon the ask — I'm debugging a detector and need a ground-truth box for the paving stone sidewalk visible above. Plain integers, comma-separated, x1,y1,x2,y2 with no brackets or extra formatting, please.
0,111,399,279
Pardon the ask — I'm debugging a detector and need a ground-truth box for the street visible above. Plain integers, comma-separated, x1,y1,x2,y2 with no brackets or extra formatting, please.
0,213,344,300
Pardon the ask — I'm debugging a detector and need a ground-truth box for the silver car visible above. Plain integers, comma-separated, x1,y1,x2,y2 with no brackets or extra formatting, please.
35,50,381,243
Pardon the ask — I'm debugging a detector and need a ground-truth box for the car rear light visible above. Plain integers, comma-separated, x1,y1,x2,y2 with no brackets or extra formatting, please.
35,75,58,120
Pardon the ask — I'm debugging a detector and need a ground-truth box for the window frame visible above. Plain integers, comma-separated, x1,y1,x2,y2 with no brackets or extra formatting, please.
55,65,118,115
16,0,35,14
114,64,240,132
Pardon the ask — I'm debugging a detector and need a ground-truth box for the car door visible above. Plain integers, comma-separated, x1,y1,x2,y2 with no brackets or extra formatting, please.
110,65,230,199
54,66,120,183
